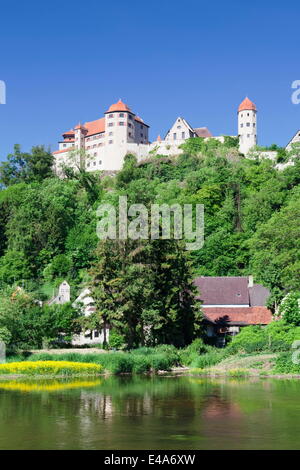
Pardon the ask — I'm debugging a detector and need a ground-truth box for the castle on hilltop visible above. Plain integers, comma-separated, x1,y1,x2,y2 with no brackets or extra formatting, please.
53,97,258,173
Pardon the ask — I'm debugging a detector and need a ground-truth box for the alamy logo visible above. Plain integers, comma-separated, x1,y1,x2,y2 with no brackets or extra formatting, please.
96,196,204,250
291,80,300,104
0,80,6,104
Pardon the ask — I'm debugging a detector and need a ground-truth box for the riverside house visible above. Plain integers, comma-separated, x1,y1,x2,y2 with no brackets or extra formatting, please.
194,276,272,346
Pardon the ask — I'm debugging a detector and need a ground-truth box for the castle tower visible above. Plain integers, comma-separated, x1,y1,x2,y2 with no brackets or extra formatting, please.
238,97,257,154
104,99,134,147
74,122,87,151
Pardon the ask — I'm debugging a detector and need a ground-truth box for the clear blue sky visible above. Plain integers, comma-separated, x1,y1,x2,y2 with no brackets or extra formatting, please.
0,0,299,159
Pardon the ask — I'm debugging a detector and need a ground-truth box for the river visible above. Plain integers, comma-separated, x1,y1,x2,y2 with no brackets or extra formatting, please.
0,375,299,449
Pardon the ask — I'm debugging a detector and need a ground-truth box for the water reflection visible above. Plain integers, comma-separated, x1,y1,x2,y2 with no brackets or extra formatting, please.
0,376,300,449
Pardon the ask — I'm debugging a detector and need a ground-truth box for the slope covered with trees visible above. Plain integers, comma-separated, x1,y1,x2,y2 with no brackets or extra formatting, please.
0,138,299,348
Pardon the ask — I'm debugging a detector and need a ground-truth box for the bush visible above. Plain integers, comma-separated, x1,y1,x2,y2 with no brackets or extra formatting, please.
109,330,126,349
132,356,151,374
273,352,300,374
25,349,178,374
179,338,211,365
150,353,173,372
225,321,300,355
190,349,224,369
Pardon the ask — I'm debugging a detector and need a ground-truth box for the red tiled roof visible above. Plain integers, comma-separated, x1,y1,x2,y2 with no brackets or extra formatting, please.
106,99,131,113
84,117,105,136
238,97,257,112
62,129,75,136
203,306,272,325
74,122,87,130
53,147,75,155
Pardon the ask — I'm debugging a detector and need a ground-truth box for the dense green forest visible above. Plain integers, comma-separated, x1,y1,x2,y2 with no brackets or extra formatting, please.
0,138,299,349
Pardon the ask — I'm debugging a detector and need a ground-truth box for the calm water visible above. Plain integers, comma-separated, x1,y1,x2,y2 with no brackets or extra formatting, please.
0,375,300,450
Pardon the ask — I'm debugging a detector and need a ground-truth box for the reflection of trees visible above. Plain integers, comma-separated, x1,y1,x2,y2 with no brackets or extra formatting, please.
2,377,299,449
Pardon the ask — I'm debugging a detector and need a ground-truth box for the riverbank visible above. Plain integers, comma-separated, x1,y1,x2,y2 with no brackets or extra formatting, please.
184,353,300,379
2,348,300,380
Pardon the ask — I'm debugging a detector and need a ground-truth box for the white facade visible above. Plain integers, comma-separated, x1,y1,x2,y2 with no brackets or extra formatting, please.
53,97,263,172
238,97,257,154
53,100,150,174
72,288,109,346
48,280,70,305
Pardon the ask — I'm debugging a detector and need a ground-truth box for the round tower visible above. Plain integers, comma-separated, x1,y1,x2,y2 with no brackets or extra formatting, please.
238,97,257,154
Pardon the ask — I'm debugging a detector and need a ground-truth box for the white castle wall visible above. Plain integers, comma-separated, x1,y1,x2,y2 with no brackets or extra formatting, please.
238,108,257,154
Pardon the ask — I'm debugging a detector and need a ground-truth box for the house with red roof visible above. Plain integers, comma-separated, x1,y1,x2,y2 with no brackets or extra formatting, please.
194,275,272,345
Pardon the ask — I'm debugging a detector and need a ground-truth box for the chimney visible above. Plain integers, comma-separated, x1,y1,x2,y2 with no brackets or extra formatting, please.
248,275,254,288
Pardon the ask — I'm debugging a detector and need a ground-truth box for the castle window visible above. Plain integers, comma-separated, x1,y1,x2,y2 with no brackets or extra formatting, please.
182,132,185,139
253,123,256,127
247,134,250,138
140,133,143,137
128,115,133,120
109,140,113,144
87,162,90,167
99,160,102,165
94,153,97,157
108,114,114,118
173,133,177,140
93,161,96,166
240,124,243,128
119,113,124,117
246,123,250,127
177,125,181,129
119,122,125,126
109,132,113,136
128,123,132,128
108,122,114,127
128,132,132,137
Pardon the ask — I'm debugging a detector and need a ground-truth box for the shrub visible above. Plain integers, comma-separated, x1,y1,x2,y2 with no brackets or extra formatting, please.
109,330,126,350
132,356,151,374
273,352,300,374
225,321,300,355
179,338,211,365
278,292,300,326
190,350,224,369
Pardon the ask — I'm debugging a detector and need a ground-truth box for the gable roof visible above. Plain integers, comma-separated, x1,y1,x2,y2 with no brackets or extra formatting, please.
249,284,270,307
194,127,213,138
194,276,250,306
286,129,300,149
